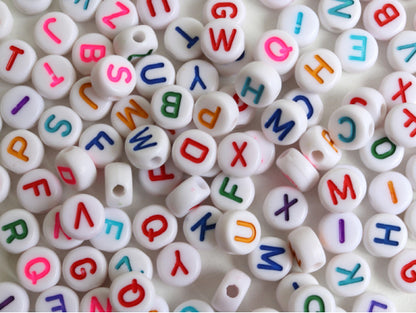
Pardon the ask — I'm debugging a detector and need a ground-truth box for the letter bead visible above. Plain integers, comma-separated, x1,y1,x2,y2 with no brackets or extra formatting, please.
174,299,214,312
156,242,201,286
387,30,416,74
0,281,29,312
62,246,107,292
325,253,371,297
79,287,112,312
406,202,416,242
150,295,170,312
215,210,261,255
211,269,251,312
363,213,407,258
90,208,132,252
259,0,292,9
0,1,13,39
0,208,39,254
132,204,177,250
245,130,275,175
60,193,105,240
352,292,396,312
31,55,76,100
105,162,133,208
385,103,416,148
221,85,256,127
136,0,180,30
380,71,416,109
203,0,246,24
0,129,44,174
12,0,52,15
35,285,79,312
406,154,416,190
284,88,324,127
59,0,101,22
55,146,97,191
388,248,416,293
213,43,253,77
318,0,361,33
108,247,153,281
288,285,335,312
0,39,37,84
16,246,61,292
0,165,10,203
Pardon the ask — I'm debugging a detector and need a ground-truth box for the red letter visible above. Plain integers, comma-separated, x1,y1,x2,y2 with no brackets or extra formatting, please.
6,46,24,71
22,179,51,197
326,174,356,205
374,3,400,26
180,138,209,163
209,28,237,51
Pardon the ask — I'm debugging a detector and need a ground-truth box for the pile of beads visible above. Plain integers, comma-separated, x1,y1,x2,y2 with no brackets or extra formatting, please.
1,0,416,311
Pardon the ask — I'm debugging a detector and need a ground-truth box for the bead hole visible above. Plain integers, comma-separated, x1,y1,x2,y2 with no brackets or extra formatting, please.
133,31,146,42
311,150,324,162
226,284,239,298
151,156,162,165
113,184,125,196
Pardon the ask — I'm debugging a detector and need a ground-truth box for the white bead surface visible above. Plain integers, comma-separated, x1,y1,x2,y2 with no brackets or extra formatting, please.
288,285,335,312
108,247,153,281
104,162,133,208
136,0,180,30
284,88,324,127
35,285,79,312
379,71,416,109
59,0,101,22
352,292,396,312
0,281,29,312
385,102,416,148
318,0,361,33
388,248,416,293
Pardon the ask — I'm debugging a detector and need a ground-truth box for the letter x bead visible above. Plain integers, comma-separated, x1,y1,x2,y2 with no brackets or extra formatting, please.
379,71,416,109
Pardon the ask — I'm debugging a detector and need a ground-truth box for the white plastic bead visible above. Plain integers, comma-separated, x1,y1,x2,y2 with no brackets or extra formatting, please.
111,95,153,138
150,295,170,312
135,54,175,99
16,168,62,214
104,162,133,208
79,124,123,168
175,299,214,312
0,85,44,130
34,11,79,55
109,272,155,312
295,48,342,94
91,55,137,100
288,285,335,312
406,154,416,190
79,287,112,312
38,105,82,150
275,148,320,192
214,44,252,77
363,213,407,258
132,204,177,250
325,252,371,297
385,103,416,148
405,200,416,240
318,212,362,254
0,165,10,203
0,39,37,84
248,236,292,282
59,0,101,22
62,246,107,292
388,248,416,293
166,175,211,218
0,1,13,39
90,208,131,252
215,210,261,255
164,17,203,62
183,205,222,250
0,129,44,174
108,247,153,281
380,71,416,109
156,242,201,286
0,281,29,312
35,285,79,312
60,193,105,240
55,146,97,191
211,269,251,312
12,0,52,15
70,77,113,122
42,205,83,250
387,30,416,73
16,246,61,293
318,0,361,33
277,4,319,48
245,130,275,175
136,0,180,30
352,292,396,312
176,59,219,100
95,0,139,39
284,88,324,127
203,0,245,24
113,25,158,62
299,125,342,171
71,33,114,76
259,0,292,9
234,61,281,108
31,55,76,100
0,208,39,254
362,0,406,41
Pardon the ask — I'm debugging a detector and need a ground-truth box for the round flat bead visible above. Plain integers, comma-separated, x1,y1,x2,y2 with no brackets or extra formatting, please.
245,130,275,175
277,4,319,48
299,125,342,171
136,0,180,30
104,162,133,208
259,0,292,9
211,269,251,312
352,292,396,312
387,30,416,73
38,105,82,150
284,88,324,127
362,0,406,41
35,285,79,312
363,213,407,258
69,77,113,122
275,148,320,192
17,246,61,293
108,247,153,281
0,129,44,174
325,252,371,297
164,17,203,62
405,201,416,240
59,0,101,22
55,146,97,191
406,154,416,190
12,0,52,15
111,95,153,138
0,39,37,84
384,103,416,148
215,210,261,255
0,281,29,312
34,11,78,55
183,205,222,250
90,208,132,252
0,208,39,254
214,44,253,77
62,246,107,292
174,299,214,312
288,285,335,312
0,1,13,39
113,25,158,62
318,212,362,254
95,0,139,39
132,204,177,250
0,165,10,203
60,193,105,240
110,272,155,312
380,71,416,109
0,85,44,130
176,59,219,100
71,33,114,76
31,55,76,100
318,0,361,33
79,287,112,312
234,61,281,108
203,0,245,24
79,124,123,168
150,295,170,312
248,236,292,282
16,168,62,214
388,248,416,293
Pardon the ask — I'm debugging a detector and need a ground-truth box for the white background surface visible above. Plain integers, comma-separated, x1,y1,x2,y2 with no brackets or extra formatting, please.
1,0,416,311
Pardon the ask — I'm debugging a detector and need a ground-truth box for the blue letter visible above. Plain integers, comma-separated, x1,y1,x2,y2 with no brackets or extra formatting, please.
85,131,114,151
264,108,295,141
373,223,401,246
128,126,157,151
190,212,216,241
336,263,364,286
257,245,285,271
